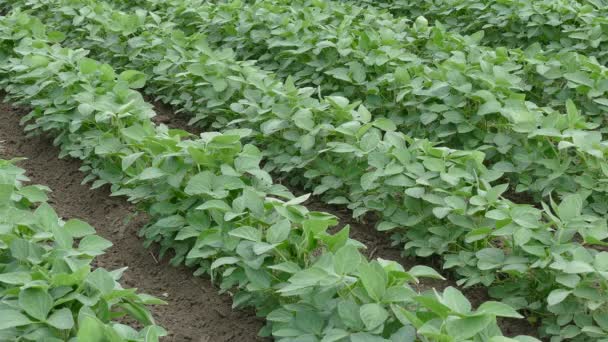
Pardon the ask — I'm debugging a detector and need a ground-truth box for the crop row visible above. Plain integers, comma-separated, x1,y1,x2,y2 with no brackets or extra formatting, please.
140,0,608,124
0,158,166,341
0,9,535,341
26,0,608,207
351,0,608,64
9,0,608,340
91,0,608,186
127,0,608,215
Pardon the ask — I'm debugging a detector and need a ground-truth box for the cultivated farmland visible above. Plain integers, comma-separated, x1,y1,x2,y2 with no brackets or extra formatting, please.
0,0,607,341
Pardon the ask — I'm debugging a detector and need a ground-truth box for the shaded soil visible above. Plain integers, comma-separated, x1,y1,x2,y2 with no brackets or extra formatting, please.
0,102,265,341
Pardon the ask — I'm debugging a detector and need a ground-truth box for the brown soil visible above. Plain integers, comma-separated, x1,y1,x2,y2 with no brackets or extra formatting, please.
0,102,265,341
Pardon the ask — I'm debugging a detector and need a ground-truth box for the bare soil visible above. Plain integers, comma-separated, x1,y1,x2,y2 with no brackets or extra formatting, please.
0,101,265,341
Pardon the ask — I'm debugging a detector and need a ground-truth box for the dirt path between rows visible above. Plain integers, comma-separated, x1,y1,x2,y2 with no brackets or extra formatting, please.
0,102,265,341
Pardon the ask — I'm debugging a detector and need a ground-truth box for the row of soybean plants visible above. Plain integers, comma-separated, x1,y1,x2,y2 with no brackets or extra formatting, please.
26,0,608,208
116,1,608,340
0,158,166,341
10,0,608,340
69,0,608,166
350,0,608,64
0,9,530,342
29,0,608,216
139,0,608,125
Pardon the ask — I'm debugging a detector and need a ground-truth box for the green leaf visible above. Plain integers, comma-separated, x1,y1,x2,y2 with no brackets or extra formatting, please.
413,296,451,318
442,287,471,314
557,194,582,221
358,261,387,301
260,119,287,135
0,272,32,285
478,100,502,116
86,268,116,295
377,221,399,231
266,219,290,244
119,70,147,89
18,185,48,203
46,308,75,330
210,257,240,270
405,187,425,198
267,308,292,323
595,252,608,271
408,265,445,280
564,72,594,87
326,67,351,82
77,316,117,342
359,303,389,331
445,315,493,340
79,58,98,75
19,287,53,321
349,62,366,83
79,235,113,255
139,167,165,180
422,158,444,172
476,248,505,270
394,66,410,84
351,333,389,342
0,309,32,329
335,245,361,275
228,226,261,242
562,261,594,274
555,274,580,288
196,199,232,212
502,337,541,342
293,109,315,131
10,239,44,263
64,219,96,238
547,289,571,306
119,301,156,326
391,304,424,328
35,202,59,231
322,329,350,342
211,78,228,92
294,310,324,335
52,224,73,250
390,326,416,342
356,105,372,123
372,118,397,131
242,188,264,216
338,300,364,330
432,207,451,219
477,302,522,318
47,31,66,43
121,152,145,171
184,172,213,195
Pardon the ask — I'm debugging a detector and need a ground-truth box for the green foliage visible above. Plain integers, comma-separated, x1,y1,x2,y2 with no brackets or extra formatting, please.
0,11,531,341
6,0,608,340
137,0,608,158
0,159,166,341
354,0,608,64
